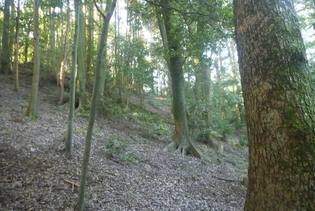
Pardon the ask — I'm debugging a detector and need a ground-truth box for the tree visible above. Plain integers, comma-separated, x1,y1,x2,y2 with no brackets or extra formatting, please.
77,0,87,110
86,0,95,79
25,0,40,118
65,0,80,157
1,0,11,74
58,0,70,105
77,0,116,210
158,0,201,158
234,0,315,210
14,0,21,91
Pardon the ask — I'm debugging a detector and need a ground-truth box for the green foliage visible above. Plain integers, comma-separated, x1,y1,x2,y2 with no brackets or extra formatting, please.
105,135,138,163
187,99,209,134
105,135,129,154
130,109,163,123
129,105,170,139
186,75,246,145
155,123,170,136
76,104,91,117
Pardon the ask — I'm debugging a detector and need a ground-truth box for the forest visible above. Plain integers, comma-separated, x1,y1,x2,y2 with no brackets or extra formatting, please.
0,0,315,210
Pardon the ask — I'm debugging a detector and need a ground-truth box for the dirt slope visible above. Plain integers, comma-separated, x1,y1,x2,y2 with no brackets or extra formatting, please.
0,74,247,210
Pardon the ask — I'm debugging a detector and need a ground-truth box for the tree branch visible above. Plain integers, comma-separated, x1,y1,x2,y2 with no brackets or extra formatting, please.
143,0,211,18
93,0,117,19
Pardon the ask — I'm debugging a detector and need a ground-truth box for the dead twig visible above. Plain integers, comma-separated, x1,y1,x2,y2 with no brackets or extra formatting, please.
64,179,79,192
212,175,239,183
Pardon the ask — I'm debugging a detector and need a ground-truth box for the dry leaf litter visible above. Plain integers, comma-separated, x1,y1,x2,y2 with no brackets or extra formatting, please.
0,74,247,210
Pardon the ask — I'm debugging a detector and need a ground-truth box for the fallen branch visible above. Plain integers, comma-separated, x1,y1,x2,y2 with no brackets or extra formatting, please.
212,175,239,183
64,179,79,192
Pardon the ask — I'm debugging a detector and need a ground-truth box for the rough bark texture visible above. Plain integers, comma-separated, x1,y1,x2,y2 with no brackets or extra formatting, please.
160,0,201,158
25,0,40,118
234,0,315,210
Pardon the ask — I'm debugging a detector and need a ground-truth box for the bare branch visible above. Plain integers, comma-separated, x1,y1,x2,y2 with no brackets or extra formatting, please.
93,0,117,20
93,0,106,18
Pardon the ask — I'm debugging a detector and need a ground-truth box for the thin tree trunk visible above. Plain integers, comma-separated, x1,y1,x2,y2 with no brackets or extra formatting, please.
65,0,80,158
99,0,113,98
77,1,87,110
24,23,31,64
1,0,11,74
58,0,70,105
115,5,123,103
9,0,15,67
14,0,20,92
86,1,94,80
25,0,40,118
77,1,116,210
48,7,56,72
227,39,241,135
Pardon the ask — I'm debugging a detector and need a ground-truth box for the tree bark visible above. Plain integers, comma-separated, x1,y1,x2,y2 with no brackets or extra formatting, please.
234,0,315,210
9,0,15,66
58,0,70,105
14,0,20,92
65,0,80,158
24,23,31,64
25,0,40,118
77,1,116,210
77,1,87,110
86,1,94,80
99,0,113,99
48,7,56,72
159,0,201,158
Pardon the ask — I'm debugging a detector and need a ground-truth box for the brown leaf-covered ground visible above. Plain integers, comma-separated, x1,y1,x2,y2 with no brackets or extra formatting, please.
0,73,247,211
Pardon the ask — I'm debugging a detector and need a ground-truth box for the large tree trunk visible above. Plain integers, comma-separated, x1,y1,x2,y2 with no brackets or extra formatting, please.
1,0,11,74
25,0,40,118
160,0,201,158
234,0,315,210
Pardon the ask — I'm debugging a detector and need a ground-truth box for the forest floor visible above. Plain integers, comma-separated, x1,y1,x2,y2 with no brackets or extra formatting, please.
0,73,247,211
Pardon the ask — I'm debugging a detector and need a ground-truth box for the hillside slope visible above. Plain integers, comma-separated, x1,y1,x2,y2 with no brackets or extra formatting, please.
0,74,247,210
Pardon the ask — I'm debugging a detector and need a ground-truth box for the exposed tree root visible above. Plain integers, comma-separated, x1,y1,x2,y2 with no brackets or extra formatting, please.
188,142,202,159
163,141,203,159
162,142,177,152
